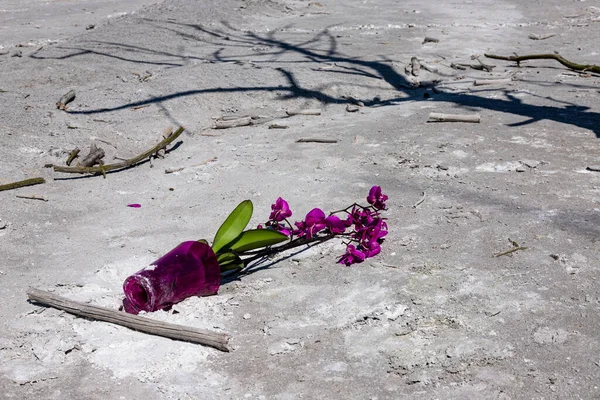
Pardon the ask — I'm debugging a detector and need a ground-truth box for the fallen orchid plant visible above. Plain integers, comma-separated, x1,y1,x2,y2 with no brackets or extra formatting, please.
122,186,388,314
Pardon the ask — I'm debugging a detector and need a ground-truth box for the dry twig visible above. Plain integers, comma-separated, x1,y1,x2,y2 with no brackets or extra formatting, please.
286,109,322,116
0,177,45,192
485,53,600,74
412,191,427,208
428,113,481,123
27,288,230,351
528,33,557,41
473,78,513,86
77,143,105,167
66,148,80,166
214,117,252,129
48,126,185,176
56,90,76,110
296,138,338,143
16,195,48,202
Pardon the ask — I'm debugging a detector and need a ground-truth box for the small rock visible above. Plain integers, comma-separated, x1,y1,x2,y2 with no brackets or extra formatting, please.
243,313,251,320
516,166,526,172
521,159,541,168
346,104,359,112
437,165,449,171
86,24,95,30
586,166,600,172
0,220,6,230
10,50,22,57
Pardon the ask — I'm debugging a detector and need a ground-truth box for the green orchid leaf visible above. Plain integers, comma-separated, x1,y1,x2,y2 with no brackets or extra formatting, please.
217,251,244,272
225,229,289,253
212,200,253,254
217,251,238,264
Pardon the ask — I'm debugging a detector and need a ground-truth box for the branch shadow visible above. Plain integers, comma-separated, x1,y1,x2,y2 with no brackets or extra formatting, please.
32,18,599,137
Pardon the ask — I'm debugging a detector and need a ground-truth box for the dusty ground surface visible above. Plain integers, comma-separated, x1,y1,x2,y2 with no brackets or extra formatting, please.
1,0,600,398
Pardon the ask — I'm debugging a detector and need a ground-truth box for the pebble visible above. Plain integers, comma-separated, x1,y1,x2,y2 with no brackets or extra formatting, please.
516,166,527,172
586,166,600,172
0,220,6,229
346,104,360,112
243,313,251,320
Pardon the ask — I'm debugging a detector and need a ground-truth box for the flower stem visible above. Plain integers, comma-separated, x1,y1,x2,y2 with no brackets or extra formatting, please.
239,233,338,268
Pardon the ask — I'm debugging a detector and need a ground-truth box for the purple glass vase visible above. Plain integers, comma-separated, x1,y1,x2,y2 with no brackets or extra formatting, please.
122,241,221,314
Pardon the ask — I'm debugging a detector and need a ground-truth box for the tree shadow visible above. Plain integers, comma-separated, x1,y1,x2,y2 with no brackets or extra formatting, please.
31,18,599,137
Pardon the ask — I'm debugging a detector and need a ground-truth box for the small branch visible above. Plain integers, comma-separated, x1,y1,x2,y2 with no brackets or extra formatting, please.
268,123,289,129
56,90,76,110
286,109,322,116
472,55,495,72
77,143,105,167
528,33,556,41
493,246,528,257
410,57,421,76
493,238,528,257
49,126,185,176
484,53,600,74
412,191,427,208
296,138,338,143
422,36,439,44
473,78,513,86
428,113,481,123
0,177,45,192
66,148,80,166
16,195,48,202
214,117,252,129
27,288,230,352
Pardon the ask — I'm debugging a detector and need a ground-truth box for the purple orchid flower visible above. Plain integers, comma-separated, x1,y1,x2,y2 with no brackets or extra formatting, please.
325,215,347,235
266,221,292,236
338,244,366,266
294,208,326,238
367,186,388,210
362,240,381,258
269,197,292,222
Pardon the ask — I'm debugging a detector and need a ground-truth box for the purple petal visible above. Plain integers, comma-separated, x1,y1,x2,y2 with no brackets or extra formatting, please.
325,215,347,234
305,208,326,225
127,203,141,208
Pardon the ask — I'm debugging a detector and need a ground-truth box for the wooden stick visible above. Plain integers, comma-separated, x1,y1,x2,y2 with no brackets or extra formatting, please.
493,246,528,257
422,36,439,44
412,191,427,208
528,33,556,41
214,117,252,129
26,288,230,352
0,177,45,192
66,148,80,166
77,143,105,167
286,109,322,116
56,90,76,110
410,57,421,76
49,126,185,175
296,138,338,143
428,113,481,123
473,78,513,86
268,123,289,129
484,53,600,74
16,195,48,202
